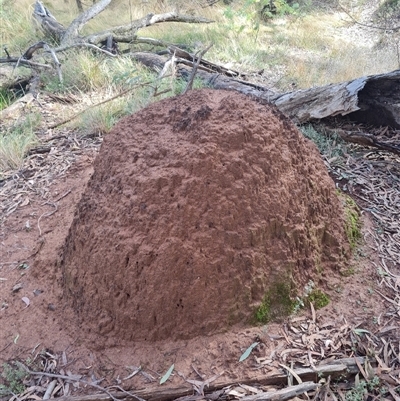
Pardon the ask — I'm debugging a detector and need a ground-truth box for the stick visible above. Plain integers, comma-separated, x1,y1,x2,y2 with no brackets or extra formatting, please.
182,44,213,94
241,382,319,401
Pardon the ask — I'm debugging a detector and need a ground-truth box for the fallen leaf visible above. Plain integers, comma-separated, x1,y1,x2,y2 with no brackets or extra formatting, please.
22,297,30,307
12,283,23,292
160,364,174,385
239,342,259,362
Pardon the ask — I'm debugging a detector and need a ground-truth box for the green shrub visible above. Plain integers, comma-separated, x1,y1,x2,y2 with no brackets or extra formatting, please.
0,363,28,396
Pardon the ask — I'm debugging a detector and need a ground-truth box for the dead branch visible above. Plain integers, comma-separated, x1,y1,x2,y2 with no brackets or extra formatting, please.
240,382,319,401
33,1,213,47
323,127,400,156
168,45,241,77
0,57,52,69
62,0,113,44
33,1,66,42
83,12,213,46
339,5,400,32
183,44,213,94
51,43,117,57
32,357,371,401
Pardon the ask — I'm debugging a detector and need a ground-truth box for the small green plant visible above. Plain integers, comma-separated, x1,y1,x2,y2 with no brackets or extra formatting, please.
0,363,28,396
293,281,330,311
340,266,355,277
345,376,386,401
307,288,330,309
300,125,347,159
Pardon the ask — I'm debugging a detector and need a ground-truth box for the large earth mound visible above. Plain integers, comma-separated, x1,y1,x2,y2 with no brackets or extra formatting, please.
61,89,350,344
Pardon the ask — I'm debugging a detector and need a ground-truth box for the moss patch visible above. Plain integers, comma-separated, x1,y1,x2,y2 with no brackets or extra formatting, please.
343,196,362,250
254,282,295,324
337,192,361,251
306,288,330,309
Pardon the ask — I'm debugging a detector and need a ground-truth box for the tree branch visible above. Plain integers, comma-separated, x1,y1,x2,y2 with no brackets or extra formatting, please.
0,57,52,69
83,12,213,46
339,5,400,31
62,0,113,44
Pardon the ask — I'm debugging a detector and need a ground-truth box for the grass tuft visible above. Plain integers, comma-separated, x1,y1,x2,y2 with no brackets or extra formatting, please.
0,113,40,171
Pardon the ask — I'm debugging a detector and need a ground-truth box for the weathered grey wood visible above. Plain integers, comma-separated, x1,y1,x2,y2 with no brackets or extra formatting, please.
33,1,213,47
47,357,371,401
271,70,400,128
240,382,319,401
130,52,276,99
131,51,400,131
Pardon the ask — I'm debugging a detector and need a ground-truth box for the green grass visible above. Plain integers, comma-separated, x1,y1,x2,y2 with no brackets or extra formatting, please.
0,88,14,111
0,113,40,171
0,0,41,53
300,125,347,159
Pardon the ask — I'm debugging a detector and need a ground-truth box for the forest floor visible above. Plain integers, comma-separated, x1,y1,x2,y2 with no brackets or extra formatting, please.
1,1,400,400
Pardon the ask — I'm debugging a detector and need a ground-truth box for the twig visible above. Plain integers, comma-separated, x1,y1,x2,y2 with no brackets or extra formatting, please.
339,4,400,31
51,42,117,57
14,362,145,401
37,203,58,236
107,385,146,401
183,43,213,94
54,189,72,202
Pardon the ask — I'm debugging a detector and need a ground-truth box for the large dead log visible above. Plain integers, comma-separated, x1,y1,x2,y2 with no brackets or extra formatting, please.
271,70,400,128
131,51,400,154
132,51,400,128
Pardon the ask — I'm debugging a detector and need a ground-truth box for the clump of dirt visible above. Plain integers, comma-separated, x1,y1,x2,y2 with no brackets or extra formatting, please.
61,89,351,345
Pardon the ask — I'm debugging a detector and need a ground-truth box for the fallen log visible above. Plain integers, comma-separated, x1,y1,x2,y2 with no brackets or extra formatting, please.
271,70,400,128
130,52,276,100
131,51,400,155
131,51,400,129
46,357,372,401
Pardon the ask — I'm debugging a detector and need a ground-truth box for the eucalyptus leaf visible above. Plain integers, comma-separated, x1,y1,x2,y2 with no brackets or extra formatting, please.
160,364,174,384
353,328,370,336
239,342,259,362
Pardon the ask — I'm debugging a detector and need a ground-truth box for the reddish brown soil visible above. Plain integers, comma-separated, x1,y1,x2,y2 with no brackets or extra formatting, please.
61,89,350,346
0,89,390,394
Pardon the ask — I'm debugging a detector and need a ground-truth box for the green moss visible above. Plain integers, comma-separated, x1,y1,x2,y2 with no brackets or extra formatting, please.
336,191,362,251
254,282,295,324
306,289,330,309
343,196,362,250
340,267,355,277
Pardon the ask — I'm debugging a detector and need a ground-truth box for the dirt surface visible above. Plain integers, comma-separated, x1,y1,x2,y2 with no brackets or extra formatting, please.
0,89,398,398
